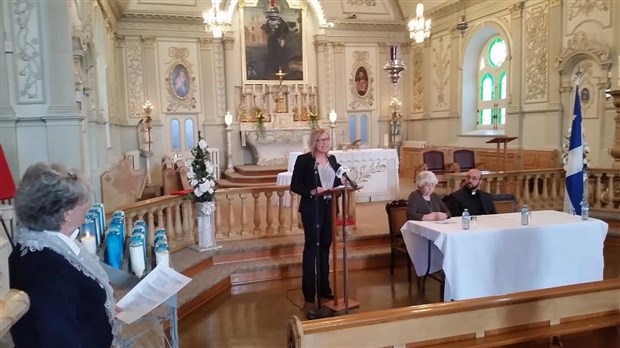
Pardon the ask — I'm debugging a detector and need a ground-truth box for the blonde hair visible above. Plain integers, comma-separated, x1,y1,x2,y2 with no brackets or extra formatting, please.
308,128,329,157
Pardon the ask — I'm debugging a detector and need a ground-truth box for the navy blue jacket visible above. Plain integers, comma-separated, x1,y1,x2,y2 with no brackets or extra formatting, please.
9,245,113,348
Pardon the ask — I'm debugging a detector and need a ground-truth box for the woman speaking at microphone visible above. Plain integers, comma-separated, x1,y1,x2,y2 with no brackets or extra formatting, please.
291,128,343,304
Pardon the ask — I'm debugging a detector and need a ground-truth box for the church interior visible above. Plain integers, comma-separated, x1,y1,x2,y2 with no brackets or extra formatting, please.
1,0,620,346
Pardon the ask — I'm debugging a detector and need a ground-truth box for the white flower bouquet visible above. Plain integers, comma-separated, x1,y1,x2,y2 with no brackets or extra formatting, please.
187,131,216,202
561,127,590,171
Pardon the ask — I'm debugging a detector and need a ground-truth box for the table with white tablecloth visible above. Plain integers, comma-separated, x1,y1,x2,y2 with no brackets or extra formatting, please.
401,210,608,302
287,149,399,202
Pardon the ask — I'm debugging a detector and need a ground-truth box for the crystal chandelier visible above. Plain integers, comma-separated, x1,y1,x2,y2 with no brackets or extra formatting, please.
264,0,281,33
203,0,231,38
408,2,431,43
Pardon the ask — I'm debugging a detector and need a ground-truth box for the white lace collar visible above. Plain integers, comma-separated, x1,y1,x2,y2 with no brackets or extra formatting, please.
43,230,80,256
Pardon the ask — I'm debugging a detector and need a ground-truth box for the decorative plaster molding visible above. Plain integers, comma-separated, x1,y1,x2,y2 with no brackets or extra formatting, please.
214,43,226,118
164,47,197,112
314,40,330,53
332,42,345,54
510,2,524,19
141,36,156,48
348,51,374,110
549,0,560,8
525,4,549,101
568,0,609,20
125,39,145,118
347,0,376,6
556,31,611,72
432,37,450,109
122,12,203,22
199,38,214,50
115,35,125,47
412,47,423,112
12,0,45,104
116,21,204,32
222,37,235,50
328,21,406,32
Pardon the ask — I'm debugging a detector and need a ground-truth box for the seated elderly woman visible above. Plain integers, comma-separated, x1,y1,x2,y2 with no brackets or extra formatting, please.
9,163,115,347
406,170,450,221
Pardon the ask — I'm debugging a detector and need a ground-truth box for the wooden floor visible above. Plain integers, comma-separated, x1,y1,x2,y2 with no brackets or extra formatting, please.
178,238,620,348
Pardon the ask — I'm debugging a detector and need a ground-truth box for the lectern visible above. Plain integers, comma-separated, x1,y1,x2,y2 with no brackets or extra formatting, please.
322,185,361,313
486,136,518,171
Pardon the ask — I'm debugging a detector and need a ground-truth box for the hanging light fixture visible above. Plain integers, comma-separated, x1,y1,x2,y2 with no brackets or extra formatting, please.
408,2,431,43
456,1,469,37
264,0,282,33
203,0,231,38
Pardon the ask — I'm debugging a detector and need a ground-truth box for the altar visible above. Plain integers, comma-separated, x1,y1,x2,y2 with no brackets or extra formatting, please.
242,127,311,166
288,149,400,202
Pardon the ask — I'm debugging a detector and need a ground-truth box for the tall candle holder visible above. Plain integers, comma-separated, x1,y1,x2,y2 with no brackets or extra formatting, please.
140,101,154,185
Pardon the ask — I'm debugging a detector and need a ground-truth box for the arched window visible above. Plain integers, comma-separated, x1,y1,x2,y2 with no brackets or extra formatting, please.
477,37,507,129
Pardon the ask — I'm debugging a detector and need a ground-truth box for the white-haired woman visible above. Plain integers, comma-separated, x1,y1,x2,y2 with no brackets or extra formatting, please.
9,163,115,347
406,171,450,221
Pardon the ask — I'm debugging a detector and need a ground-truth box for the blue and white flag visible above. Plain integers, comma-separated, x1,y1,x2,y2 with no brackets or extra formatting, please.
564,86,584,214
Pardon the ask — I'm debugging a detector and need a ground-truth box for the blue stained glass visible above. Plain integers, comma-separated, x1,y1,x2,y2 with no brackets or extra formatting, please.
185,119,194,149
349,115,357,143
171,119,180,150
360,114,368,144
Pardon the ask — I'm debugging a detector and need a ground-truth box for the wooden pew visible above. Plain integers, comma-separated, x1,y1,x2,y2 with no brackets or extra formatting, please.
288,279,620,348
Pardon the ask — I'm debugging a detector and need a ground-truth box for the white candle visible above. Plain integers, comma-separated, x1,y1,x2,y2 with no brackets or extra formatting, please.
129,245,146,277
383,133,389,147
156,251,170,268
81,232,97,255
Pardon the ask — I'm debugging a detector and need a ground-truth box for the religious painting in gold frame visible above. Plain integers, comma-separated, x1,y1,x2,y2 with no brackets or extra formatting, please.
241,0,305,82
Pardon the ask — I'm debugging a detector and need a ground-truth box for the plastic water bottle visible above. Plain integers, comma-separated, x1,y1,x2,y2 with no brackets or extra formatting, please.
521,205,530,225
580,200,589,220
461,209,470,230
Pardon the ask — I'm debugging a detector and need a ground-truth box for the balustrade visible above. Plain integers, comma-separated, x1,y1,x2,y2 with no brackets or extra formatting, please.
106,167,618,254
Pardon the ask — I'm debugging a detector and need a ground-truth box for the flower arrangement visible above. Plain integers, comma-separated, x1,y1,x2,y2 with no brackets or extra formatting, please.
255,107,266,138
187,130,216,202
561,127,590,171
308,111,319,129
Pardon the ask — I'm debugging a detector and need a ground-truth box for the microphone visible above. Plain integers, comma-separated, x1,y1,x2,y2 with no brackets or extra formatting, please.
335,166,357,188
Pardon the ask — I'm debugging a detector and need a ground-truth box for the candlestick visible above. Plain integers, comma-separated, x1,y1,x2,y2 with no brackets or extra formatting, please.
383,133,389,147
390,45,397,61
81,232,97,255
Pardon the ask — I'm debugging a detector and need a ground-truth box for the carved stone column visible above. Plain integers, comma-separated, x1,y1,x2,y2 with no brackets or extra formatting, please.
222,37,235,118
609,90,620,168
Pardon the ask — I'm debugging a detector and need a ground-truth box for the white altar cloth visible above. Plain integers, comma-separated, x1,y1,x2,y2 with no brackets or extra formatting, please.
401,210,608,301
288,149,399,202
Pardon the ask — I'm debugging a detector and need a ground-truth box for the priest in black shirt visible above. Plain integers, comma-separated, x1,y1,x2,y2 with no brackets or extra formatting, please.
444,168,497,216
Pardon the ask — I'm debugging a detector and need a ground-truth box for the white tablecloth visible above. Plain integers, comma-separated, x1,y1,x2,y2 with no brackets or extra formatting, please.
401,210,608,301
288,149,399,202
273,172,293,207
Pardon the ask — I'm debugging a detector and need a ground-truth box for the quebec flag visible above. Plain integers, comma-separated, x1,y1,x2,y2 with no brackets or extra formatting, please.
564,86,584,215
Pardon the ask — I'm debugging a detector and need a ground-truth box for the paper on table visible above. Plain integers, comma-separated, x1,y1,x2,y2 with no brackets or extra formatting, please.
434,220,457,224
115,264,192,324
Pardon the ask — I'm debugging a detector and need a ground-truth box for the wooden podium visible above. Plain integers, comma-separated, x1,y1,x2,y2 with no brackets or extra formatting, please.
486,136,518,171
322,185,360,313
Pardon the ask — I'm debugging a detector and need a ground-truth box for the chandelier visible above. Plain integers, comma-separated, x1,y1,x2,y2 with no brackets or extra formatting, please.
408,2,431,43
264,0,282,33
456,1,468,37
203,0,231,38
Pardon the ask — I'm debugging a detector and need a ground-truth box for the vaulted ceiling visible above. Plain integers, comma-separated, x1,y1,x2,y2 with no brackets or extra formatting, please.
106,0,461,24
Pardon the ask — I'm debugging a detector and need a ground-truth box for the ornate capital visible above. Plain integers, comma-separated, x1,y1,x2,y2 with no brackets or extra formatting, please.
510,2,525,18
141,36,156,48
222,37,235,50
549,0,560,7
332,42,345,53
314,40,329,52
199,38,214,50
115,35,125,47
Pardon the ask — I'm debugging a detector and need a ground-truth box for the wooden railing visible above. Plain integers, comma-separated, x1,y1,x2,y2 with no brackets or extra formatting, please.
287,278,620,348
108,168,619,254
447,167,620,214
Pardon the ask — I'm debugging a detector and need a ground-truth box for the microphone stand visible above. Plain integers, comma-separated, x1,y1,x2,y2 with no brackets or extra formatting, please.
307,160,332,320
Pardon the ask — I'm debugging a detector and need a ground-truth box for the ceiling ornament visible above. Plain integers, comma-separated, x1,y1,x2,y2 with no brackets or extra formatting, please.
456,0,468,37
408,2,431,43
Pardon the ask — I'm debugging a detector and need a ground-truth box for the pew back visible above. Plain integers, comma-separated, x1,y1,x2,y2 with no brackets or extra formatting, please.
288,279,620,348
